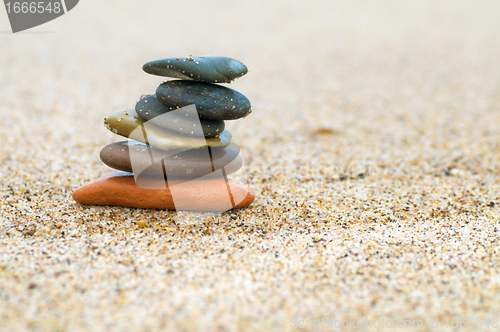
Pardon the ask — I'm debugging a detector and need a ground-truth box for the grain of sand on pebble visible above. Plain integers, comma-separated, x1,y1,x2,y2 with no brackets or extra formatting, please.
1,1,500,331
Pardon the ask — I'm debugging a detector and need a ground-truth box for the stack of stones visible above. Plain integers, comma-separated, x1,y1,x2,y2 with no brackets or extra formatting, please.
73,56,255,211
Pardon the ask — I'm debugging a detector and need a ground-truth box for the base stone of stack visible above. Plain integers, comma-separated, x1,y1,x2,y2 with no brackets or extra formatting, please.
73,172,254,211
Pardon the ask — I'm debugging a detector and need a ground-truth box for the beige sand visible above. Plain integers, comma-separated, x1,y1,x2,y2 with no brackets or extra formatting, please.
1,1,500,331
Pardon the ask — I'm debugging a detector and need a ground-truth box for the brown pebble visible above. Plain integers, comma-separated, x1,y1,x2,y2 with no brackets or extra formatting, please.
73,172,254,211
100,141,243,178
136,220,146,228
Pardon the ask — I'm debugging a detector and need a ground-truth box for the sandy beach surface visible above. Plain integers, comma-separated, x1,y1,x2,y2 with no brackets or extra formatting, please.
1,1,500,331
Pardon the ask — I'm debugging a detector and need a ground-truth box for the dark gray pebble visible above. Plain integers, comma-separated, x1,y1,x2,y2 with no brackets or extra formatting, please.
142,56,248,83
136,95,225,138
156,80,252,121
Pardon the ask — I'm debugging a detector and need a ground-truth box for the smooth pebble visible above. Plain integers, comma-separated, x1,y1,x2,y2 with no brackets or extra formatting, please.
73,172,255,211
136,94,225,138
104,108,231,151
142,56,248,83
156,81,252,121
100,141,243,178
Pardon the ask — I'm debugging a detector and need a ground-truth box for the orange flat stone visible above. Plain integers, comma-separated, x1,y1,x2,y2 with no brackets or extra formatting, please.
73,172,255,211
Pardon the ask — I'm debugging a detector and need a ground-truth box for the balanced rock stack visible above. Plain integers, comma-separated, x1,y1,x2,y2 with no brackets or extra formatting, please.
73,56,255,211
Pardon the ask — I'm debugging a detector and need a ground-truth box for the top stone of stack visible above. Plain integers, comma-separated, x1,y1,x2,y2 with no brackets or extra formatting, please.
142,55,248,84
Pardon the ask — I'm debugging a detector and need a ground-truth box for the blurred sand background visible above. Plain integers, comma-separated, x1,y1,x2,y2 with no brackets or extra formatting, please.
1,0,500,331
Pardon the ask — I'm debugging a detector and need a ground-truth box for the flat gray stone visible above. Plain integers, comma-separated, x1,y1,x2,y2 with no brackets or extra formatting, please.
156,81,252,121
136,95,225,138
100,141,243,178
142,56,248,83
